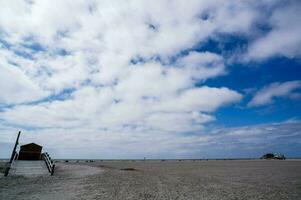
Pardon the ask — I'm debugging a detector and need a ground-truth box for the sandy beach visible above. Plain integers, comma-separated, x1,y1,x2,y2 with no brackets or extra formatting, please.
1,160,301,200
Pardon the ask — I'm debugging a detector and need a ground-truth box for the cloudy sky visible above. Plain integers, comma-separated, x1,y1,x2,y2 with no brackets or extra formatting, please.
0,0,301,159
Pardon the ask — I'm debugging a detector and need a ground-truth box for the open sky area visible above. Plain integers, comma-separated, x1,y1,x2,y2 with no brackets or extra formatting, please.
0,0,300,159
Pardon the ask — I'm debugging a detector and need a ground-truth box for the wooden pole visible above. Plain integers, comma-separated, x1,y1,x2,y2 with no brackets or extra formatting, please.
51,164,55,176
9,131,21,163
4,131,21,176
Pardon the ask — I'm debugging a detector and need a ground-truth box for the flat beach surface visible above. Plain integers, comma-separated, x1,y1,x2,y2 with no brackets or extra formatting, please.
1,160,301,200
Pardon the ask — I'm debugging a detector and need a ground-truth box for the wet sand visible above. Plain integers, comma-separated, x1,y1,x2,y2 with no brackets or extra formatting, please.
1,160,301,200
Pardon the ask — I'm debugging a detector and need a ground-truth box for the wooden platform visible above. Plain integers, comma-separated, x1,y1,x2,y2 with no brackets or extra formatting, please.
9,161,49,177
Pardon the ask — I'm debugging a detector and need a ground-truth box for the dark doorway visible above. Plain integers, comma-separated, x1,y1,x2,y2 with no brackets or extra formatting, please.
18,143,42,160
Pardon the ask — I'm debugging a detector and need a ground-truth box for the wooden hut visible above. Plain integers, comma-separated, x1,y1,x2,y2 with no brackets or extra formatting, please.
18,143,42,160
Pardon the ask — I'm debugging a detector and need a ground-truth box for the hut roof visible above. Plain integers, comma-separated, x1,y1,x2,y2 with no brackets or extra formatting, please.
21,143,42,148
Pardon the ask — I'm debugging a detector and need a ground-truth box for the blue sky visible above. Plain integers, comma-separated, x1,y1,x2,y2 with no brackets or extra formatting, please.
0,0,301,159
208,57,301,126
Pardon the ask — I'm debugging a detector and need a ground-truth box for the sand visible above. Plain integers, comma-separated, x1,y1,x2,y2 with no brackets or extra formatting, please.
1,160,301,200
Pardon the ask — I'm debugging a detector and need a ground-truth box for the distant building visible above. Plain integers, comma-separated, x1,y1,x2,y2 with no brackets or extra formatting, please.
18,143,43,160
261,153,286,160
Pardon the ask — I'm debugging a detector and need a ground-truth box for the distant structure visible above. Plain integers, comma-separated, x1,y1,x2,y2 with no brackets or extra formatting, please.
4,131,56,176
261,153,286,160
18,143,43,160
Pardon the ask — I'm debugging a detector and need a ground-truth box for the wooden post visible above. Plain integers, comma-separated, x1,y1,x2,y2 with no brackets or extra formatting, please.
51,165,55,176
9,131,21,163
4,131,21,176
4,163,10,176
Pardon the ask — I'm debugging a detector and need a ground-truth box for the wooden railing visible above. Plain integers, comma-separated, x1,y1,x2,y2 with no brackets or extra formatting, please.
42,152,55,175
12,151,18,163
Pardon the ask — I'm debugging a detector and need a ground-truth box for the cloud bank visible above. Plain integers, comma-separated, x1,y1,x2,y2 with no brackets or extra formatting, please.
1,120,300,159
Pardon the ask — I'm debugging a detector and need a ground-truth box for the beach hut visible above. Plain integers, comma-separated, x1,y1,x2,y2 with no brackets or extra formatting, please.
18,143,43,160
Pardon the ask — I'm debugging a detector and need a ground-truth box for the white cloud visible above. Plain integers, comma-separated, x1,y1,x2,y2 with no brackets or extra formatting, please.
175,51,226,81
153,87,242,113
0,57,47,104
247,1,301,60
0,85,241,130
248,81,301,107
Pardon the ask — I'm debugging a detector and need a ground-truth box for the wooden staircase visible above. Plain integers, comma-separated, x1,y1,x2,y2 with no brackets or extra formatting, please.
9,160,49,177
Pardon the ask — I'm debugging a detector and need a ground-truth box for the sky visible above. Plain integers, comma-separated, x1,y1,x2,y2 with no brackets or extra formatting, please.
0,0,300,159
